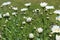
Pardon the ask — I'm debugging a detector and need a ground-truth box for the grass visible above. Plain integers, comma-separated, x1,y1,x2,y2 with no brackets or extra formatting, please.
0,0,60,40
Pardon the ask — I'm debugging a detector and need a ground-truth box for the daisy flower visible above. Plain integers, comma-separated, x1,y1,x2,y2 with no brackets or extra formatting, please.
24,3,31,7
51,25,60,33
5,19,8,23
33,8,40,13
45,6,54,10
29,33,34,39
54,10,60,14
56,16,60,21
12,12,17,16
23,16,27,19
56,35,60,40
37,27,43,33
1,1,11,6
21,8,28,12
26,17,32,22
22,21,26,24
12,7,18,11
3,12,10,17
40,2,47,7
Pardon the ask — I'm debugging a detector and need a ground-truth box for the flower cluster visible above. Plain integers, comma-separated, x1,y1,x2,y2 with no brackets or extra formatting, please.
1,1,60,40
